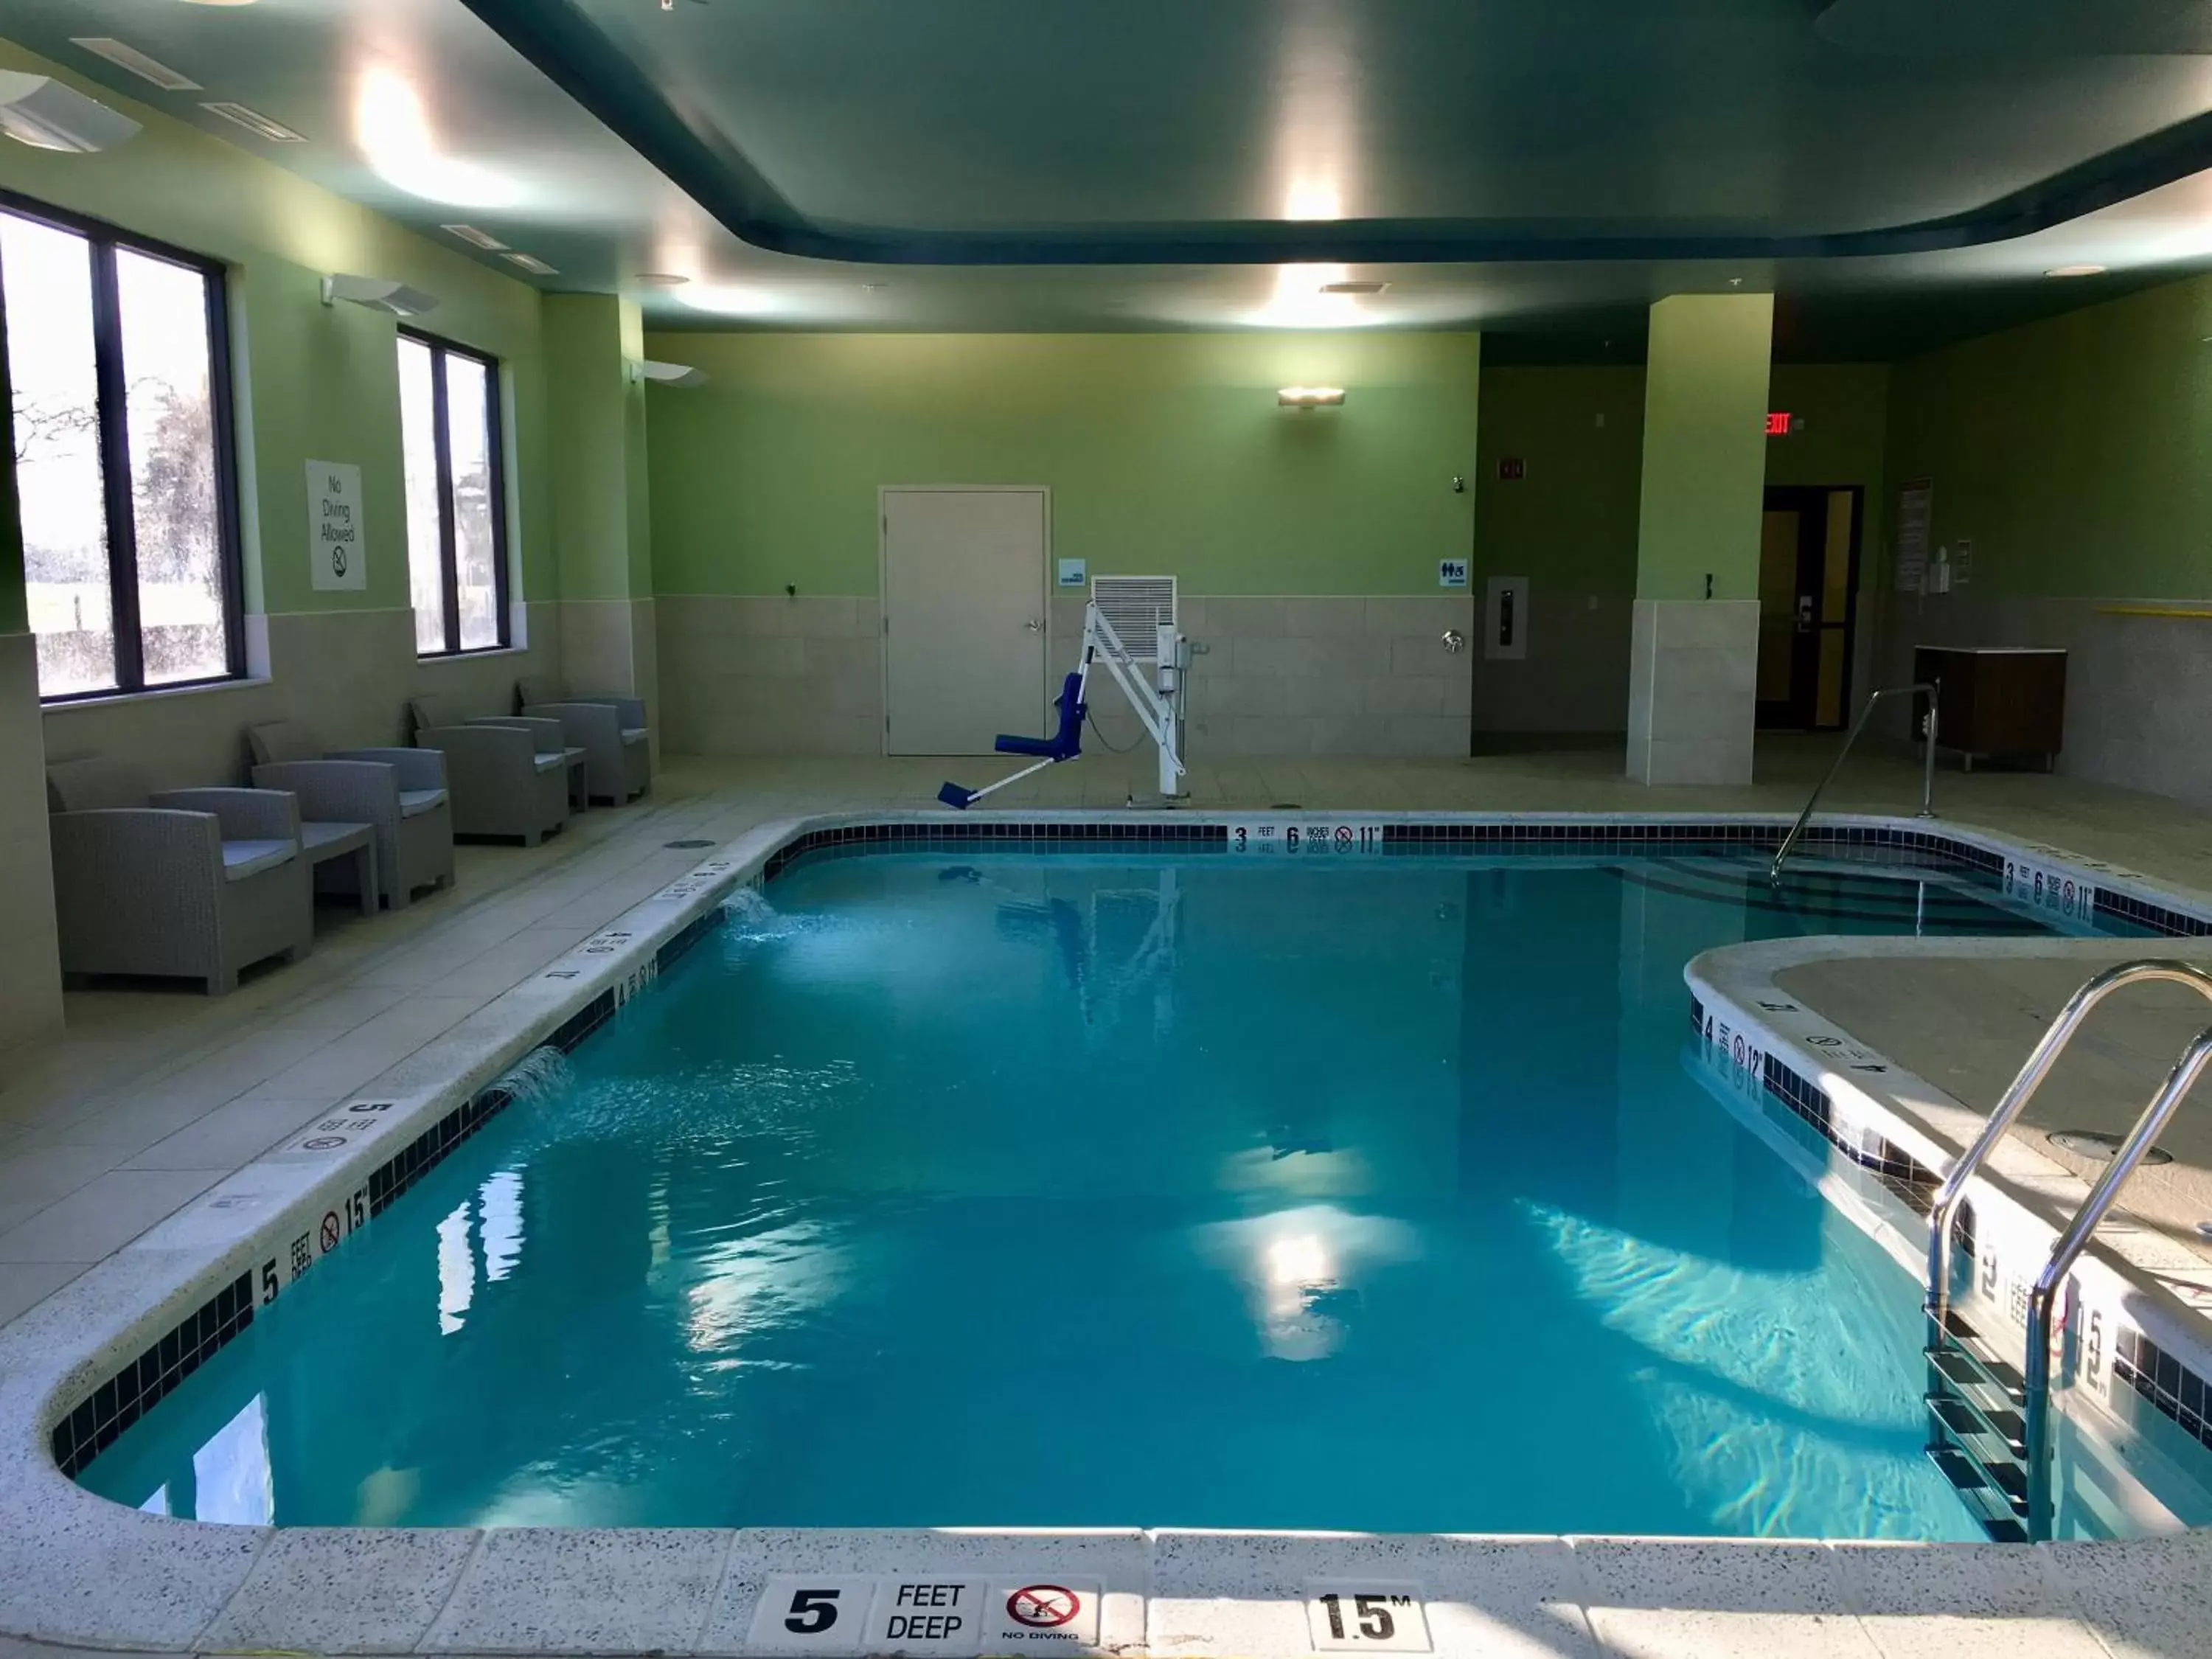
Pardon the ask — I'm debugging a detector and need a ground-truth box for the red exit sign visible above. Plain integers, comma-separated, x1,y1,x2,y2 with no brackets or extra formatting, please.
1766,411,1801,436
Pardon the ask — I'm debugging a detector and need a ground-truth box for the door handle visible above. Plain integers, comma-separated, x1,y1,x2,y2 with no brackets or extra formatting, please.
1025,618,1043,632
1795,595,1814,633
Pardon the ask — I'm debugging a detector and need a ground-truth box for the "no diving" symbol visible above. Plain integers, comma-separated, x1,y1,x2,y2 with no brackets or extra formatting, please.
319,1211,341,1252
1006,1586,1080,1629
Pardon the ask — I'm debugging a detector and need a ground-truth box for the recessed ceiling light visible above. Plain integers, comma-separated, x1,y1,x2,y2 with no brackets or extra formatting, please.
200,100,303,142
502,251,557,276
70,38,199,92
632,271,690,287
442,223,507,251
2045,263,2107,278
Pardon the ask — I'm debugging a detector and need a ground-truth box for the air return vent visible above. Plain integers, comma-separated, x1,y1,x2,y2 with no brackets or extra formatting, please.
1320,279,1388,295
442,223,507,251
200,101,304,142
70,38,199,92
1092,575,1177,662
503,251,558,276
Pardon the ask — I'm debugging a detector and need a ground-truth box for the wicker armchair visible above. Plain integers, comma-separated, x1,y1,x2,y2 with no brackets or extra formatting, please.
408,695,570,846
46,757,312,995
518,675,650,804
245,721,456,911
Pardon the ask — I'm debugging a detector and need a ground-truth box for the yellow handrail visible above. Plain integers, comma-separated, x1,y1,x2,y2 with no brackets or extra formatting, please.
2098,605,2212,620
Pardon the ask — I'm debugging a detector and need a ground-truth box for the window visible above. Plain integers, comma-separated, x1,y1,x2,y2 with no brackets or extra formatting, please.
0,195,243,700
398,331,509,656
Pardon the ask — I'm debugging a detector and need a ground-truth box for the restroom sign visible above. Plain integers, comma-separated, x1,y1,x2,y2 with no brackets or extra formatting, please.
1438,558,1470,588
306,460,366,591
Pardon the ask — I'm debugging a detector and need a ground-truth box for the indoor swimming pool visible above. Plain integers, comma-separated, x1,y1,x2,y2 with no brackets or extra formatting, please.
75,845,2158,1539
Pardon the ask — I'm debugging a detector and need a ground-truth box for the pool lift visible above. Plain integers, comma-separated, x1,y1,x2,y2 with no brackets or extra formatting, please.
938,599,1189,810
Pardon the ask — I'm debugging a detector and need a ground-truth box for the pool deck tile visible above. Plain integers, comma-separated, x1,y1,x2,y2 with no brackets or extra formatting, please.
1830,1541,2110,1659
1148,1531,1603,1659
420,1526,735,1655
0,1494,267,1649
198,1526,483,1655
2040,1532,2212,1659
1570,1538,1881,1659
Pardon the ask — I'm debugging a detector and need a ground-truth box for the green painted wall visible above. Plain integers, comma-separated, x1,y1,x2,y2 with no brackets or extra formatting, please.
1474,360,1889,597
0,39,552,621
1887,272,2212,600
1635,293,1775,602
546,295,652,602
644,332,1481,597
1473,366,1646,596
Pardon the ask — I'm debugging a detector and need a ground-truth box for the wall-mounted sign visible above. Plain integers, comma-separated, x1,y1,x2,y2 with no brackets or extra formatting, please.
307,460,366,591
1496,456,1526,481
1437,558,1470,588
1765,411,1804,436
1895,479,1933,594
1056,557,1088,589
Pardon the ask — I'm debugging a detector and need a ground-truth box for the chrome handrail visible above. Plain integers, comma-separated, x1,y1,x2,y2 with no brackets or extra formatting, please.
1768,681,1938,880
1921,959,2212,1539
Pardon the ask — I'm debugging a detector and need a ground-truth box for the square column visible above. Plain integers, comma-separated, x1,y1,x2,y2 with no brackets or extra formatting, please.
1628,293,1773,786
546,295,658,757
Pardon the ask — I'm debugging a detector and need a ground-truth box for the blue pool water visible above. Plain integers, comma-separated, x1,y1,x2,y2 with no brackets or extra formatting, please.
82,849,2145,1537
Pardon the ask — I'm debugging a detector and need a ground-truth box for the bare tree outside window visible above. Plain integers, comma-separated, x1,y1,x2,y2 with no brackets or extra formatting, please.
0,198,240,701
400,331,509,657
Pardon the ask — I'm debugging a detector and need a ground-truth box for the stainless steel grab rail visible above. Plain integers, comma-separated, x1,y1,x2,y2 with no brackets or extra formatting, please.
1768,681,1938,880
1922,959,2212,1538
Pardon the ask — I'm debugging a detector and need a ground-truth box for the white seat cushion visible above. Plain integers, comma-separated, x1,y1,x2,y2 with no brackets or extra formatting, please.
222,839,296,882
398,787,448,818
620,727,649,745
532,753,565,773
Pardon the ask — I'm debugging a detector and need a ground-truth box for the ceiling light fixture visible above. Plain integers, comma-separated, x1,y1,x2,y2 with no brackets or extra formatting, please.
629,359,708,388
2045,263,2107,278
442,223,507,251
1278,386,1347,408
678,283,776,316
70,38,199,92
501,251,557,276
1247,263,1382,330
0,73,141,153
355,68,520,209
200,100,304,142
321,274,439,317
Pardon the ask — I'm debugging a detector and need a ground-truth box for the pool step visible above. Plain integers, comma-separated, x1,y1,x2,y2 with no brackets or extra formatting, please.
1924,1312,2034,1542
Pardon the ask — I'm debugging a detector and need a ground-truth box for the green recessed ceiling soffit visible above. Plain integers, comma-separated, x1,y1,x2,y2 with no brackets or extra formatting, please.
454,0,2212,268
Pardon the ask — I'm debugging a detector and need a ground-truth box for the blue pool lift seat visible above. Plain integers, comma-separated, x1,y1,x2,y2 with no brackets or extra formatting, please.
993,672,1088,762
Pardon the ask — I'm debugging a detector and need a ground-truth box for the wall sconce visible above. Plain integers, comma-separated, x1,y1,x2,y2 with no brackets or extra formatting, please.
628,358,708,388
0,73,141,153
321,274,440,317
1278,386,1346,408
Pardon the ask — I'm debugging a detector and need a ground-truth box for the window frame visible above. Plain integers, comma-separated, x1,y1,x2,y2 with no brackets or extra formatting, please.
399,327,512,658
0,187,246,703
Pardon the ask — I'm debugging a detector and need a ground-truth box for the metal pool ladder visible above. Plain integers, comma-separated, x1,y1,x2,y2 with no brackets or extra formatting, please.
1922,959,2212,1541
1769,682,1938,880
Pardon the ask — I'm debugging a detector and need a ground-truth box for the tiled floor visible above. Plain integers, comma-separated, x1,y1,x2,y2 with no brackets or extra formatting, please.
2,736,2211,1332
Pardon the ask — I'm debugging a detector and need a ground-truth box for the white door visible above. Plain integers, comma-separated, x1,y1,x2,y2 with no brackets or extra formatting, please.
881,487,1048,755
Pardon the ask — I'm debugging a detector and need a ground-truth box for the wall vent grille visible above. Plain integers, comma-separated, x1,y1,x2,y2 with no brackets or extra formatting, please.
1092,575,1177,661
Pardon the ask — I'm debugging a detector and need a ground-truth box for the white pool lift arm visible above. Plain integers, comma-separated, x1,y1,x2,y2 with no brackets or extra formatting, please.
939,602,1186,809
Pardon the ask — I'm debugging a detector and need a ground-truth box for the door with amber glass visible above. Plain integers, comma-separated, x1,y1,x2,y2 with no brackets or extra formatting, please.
1755,485,1863,730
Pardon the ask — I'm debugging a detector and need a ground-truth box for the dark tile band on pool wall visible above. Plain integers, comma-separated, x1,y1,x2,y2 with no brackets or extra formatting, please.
49,907,750,1479
50,1271,254,1479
